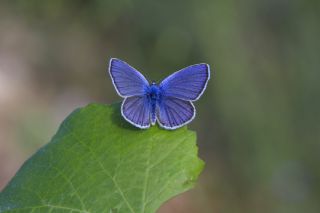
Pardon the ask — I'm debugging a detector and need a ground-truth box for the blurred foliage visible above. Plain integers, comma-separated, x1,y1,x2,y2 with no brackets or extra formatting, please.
0,0,319,212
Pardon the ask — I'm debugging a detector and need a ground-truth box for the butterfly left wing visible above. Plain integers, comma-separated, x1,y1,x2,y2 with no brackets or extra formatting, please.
121,96,151,129
109,58,149,97
157,97,195,130
159,63,210,101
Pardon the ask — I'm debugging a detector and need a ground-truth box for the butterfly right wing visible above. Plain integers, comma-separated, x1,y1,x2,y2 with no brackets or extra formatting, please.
156,63,209,129
121,96,151,129
157,96,195,130
109,58,149,97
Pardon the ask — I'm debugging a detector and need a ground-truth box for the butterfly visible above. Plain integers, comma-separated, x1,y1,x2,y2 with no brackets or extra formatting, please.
108,58,210,130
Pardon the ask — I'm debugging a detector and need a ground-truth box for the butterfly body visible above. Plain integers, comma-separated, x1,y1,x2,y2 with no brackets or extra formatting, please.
109,58,210,130
145,82,161,125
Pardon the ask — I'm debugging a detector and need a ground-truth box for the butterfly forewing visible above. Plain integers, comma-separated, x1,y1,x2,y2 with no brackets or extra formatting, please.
122,96,150,128
109,58,149,97
157,97,195,129
159,64,210,101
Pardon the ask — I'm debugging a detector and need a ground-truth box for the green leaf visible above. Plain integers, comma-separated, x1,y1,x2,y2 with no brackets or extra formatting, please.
0,103,204,213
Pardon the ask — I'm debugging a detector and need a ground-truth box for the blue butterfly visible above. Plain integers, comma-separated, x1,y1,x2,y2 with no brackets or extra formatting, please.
108,58,210,130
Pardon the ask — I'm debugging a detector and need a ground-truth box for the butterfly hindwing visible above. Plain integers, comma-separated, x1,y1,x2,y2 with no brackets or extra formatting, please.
109,58,149,97
157,97,195,130
121,96,150,128
159,64,210,101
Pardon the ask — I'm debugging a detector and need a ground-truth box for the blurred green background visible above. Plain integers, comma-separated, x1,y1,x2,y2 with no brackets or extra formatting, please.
0,0,319,212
